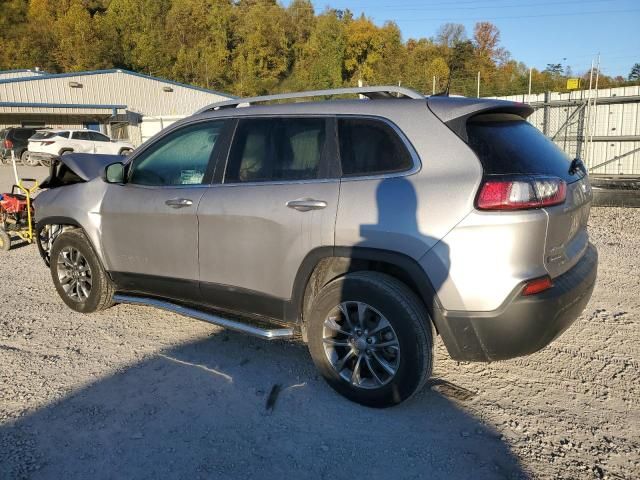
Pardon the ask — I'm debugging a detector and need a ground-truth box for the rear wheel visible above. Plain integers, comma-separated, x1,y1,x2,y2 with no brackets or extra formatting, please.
50,230,115,313
20,150,33,166
307,272,433,408
0,230,11,251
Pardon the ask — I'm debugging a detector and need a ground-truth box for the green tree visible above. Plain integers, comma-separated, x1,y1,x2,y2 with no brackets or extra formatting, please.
289,9,346,90
629,63,640,81
343,14,384,83
53,0,115,71
231,1,291,96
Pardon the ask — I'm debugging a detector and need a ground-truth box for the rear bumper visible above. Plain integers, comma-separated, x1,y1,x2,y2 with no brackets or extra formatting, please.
439,243,598,362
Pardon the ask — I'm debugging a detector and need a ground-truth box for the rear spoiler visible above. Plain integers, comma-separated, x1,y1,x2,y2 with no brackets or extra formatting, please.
427,97,534,142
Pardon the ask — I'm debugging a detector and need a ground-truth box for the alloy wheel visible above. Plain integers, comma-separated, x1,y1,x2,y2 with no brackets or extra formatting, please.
322,301,401,389
57,246,92,302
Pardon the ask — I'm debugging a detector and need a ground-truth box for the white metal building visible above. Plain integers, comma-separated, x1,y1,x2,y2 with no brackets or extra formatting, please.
0,69,233,146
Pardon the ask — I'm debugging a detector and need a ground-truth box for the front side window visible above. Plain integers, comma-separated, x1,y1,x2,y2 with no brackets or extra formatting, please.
338,118,413,177
89,132,110,142
225,117,327,183
129,121,224,186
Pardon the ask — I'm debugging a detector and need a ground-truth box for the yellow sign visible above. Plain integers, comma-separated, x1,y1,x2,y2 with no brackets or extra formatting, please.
567,78,580,90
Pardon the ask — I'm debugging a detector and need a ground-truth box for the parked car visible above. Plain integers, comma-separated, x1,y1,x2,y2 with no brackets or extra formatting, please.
0,127,38,165
34,86,597,407
28,129,134,167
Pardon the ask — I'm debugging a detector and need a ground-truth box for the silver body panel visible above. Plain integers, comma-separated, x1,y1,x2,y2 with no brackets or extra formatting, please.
197,180,339,298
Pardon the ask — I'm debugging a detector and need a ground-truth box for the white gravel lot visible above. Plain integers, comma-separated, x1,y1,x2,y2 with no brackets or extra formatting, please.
0,165,638,479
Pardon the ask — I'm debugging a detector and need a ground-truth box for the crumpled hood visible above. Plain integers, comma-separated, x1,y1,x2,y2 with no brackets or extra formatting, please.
56,153,123,181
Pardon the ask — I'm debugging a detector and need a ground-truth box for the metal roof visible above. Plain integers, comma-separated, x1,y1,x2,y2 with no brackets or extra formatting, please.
0,69,233,98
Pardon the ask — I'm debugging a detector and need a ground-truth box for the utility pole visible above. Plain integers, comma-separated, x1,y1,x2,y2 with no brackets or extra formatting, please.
528,68,532,97
432,75,436,95
588,54,601,166
477,71,481,98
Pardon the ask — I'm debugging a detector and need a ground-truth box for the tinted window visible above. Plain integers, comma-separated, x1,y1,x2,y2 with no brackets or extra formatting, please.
57,131,70,139
12,129,36,141
466,114,582,182
226,118,327,183
74,131,92,141
338,118,413,176
89,132,110,142
130,121,223,186
30,131,57,140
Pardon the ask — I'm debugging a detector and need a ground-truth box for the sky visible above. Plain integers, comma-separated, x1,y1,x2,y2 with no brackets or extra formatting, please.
284,0,640,78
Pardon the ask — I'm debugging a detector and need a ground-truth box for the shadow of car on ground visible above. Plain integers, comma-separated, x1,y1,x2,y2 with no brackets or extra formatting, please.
1,328,528,480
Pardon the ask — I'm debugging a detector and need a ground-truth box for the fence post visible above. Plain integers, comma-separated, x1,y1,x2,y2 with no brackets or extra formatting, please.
543,91,551,136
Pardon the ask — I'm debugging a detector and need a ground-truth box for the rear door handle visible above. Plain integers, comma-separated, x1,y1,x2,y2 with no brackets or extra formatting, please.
165,198,193,208
286,198,327,212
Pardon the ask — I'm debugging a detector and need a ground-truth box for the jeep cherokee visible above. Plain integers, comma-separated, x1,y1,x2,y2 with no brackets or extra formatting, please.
34,86,597,407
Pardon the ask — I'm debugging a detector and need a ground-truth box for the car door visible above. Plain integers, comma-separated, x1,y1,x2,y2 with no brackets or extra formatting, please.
197,116,340,320
100,119,229,302
89,131,113,154
70,131,95,153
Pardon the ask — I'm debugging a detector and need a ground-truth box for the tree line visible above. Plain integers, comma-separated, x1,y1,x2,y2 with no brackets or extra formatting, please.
1,0,638,97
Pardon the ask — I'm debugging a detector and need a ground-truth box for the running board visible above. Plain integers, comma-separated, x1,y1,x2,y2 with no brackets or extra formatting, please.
113,294,295,340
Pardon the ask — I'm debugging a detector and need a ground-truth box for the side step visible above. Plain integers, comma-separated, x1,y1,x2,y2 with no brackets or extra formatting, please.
113,294,295,340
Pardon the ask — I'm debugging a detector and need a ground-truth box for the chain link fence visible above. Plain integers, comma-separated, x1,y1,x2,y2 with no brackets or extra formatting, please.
492,85,640,176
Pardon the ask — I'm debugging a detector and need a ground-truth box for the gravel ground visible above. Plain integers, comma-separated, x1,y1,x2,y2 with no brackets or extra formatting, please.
0,165,638,479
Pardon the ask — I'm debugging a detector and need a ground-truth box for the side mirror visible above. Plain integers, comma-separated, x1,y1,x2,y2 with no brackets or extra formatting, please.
104,162,125,184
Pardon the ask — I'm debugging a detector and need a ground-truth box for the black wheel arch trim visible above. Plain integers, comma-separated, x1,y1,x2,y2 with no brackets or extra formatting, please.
34,217,107,273
288,246,469,358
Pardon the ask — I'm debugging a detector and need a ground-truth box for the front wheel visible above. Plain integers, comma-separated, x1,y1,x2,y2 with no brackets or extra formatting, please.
307,272,433,408
0,229,11,251
50,229,115,313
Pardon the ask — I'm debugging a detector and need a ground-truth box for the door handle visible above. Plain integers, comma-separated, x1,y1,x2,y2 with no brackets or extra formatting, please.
165,198,193,208
286,198,327,212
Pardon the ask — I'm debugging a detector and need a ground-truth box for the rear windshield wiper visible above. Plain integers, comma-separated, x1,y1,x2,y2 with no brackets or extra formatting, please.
569,157,587,176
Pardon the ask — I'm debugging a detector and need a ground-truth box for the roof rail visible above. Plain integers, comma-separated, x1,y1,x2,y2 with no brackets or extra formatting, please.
195,85,424,114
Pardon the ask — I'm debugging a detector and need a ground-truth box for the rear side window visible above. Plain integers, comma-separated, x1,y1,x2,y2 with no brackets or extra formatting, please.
74,131,92,141
57,131,70,139
225,117,327,183
466,114,582,182
338,118,413,177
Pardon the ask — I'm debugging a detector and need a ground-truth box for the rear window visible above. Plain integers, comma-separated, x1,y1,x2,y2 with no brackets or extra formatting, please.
338,118,413,177
11,129,36,140
30,131,57,140
466,114,583,182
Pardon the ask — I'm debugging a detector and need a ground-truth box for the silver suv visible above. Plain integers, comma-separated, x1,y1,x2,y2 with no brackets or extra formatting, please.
34,87,597,407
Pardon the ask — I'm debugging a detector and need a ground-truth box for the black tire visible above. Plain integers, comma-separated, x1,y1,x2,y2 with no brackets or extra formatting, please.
39,157,52,168
50,229,115,313
0,229,11,251
20,150,30,166
307,272,433,408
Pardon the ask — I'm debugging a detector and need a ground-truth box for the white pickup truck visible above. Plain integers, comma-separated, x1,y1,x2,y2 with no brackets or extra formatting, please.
28,129,134,167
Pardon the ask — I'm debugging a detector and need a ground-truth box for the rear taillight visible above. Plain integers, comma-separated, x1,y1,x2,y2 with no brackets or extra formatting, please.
3,139,13,149
477,176,566,211
522,276,553,296
41,141,55,146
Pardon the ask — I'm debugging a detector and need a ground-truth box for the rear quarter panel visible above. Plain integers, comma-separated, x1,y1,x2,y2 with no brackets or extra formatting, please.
335,102,483,260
